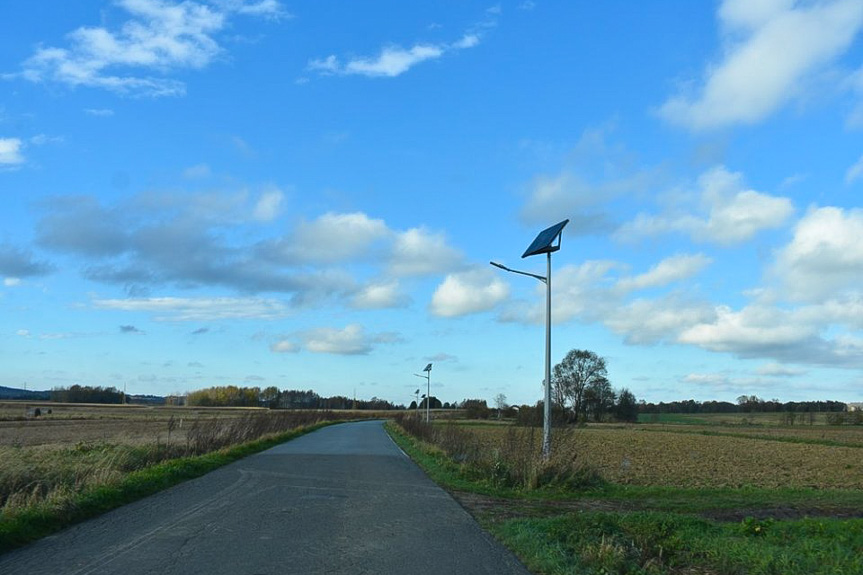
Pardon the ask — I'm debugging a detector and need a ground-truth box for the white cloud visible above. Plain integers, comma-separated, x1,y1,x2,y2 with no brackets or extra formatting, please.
845,153,863,184
252,187,284,221
679,305,816,353
773,206,863,301
660,0,863,130
92,296,290,321
308,25,482,78
345,44,445,77
301,324,372,355
270,340,298,353
29,134,63,146
15,0,284,97
275,212,389,263
617,166,793,245
605,297,717,345
84,108,115,117
4,278,21,287
351,280,408,309
616,253,711,292
182,163,211,179
755,362,806,376
389,227,463,276
0,138,24,165
499,260,620,324
518,126,661,228
430,269,509,317
16,329,31,337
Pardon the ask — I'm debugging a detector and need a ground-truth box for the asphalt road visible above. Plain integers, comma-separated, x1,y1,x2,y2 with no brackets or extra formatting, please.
0,420,531,575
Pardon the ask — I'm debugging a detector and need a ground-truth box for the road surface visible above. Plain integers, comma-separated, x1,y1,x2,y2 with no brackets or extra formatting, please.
0,420,531,574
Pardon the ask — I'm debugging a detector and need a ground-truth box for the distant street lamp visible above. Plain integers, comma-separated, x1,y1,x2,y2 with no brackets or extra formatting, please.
491,219,569,459
414,389,421,417
414,363,432,423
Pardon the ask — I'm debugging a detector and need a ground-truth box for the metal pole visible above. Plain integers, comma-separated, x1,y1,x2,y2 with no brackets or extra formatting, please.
543,251,552,459
426,372,430,423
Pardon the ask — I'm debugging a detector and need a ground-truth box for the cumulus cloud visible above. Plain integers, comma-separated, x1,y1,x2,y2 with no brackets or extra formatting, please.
499,260,620,325
678,303,863,367
34,190,466,310
350,280,409,309
14,0,285,97
388,227,463,276
429,269,509,317
772,206,863,301
270,339,298,353
660,0,863,130
0,138,25,165
605,297,717,345
265,212,389,264
617,166,793,245
615,253,711,293
273,324,400,355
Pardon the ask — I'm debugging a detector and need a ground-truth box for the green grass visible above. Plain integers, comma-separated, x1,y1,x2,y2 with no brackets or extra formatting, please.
491,512,863,575
386,421,863,575
637,413,714,425
0,421,335,555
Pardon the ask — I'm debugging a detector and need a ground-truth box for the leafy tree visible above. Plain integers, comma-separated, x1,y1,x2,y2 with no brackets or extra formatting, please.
552,349,608,421
615,388,639,422
584,377,616,422
460,399,490,419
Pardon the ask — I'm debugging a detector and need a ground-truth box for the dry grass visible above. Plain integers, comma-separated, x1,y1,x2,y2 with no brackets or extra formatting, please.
0,404,361,518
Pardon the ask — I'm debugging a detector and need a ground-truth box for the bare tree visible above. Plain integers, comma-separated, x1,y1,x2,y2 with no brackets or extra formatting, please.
493,393,508,419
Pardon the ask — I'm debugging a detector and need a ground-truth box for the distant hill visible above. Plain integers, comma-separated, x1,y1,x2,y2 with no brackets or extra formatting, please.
0,385,51,400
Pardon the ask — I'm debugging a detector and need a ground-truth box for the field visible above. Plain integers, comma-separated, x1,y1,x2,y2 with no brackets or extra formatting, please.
469,425,863,489
388,414,863,575
0,401,380,553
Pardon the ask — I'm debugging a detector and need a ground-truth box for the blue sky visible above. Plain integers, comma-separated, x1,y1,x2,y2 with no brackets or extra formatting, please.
2,0,862,406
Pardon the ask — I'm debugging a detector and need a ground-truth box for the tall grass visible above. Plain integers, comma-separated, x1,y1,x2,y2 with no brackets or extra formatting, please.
0,410,345,518
393,414,603,491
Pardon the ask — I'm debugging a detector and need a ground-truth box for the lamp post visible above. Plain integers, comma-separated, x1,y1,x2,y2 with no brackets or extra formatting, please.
414,389,420,418
414,363,432,423
491,219,569,459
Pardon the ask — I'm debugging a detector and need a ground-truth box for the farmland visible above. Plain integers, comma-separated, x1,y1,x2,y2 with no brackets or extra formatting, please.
0,401,375,553
388,414,863,575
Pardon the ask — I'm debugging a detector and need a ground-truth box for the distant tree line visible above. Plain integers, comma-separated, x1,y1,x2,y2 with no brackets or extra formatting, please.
186,386,403,410
51,385,123,404
638,396,848,415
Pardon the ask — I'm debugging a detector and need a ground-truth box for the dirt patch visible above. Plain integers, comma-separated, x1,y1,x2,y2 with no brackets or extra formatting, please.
451,490,863,524
702,506,863,522
451,490,636,523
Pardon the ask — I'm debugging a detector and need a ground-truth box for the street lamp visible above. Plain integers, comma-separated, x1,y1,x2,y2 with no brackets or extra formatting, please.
414,363,432,423
414,389,421,418
491,219,569,459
